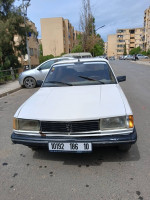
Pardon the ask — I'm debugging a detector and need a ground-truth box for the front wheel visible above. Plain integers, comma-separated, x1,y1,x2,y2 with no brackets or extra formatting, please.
24,77,36,88
118,144,131,152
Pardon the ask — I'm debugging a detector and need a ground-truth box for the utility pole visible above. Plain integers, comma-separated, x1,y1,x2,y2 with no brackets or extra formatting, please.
22,0,31,70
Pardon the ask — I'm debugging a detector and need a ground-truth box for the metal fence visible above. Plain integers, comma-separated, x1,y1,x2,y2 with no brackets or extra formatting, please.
0,68,20,83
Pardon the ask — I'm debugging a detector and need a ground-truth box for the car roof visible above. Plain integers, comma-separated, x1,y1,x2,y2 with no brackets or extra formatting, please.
52,57,109,67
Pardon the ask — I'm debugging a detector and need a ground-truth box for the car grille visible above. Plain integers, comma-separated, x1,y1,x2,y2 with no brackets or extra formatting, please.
40,120,99,133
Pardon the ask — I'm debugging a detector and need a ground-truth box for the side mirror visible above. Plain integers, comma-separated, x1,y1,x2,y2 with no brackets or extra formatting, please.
37,67,41,71
36,80,43,87
117,76,126,82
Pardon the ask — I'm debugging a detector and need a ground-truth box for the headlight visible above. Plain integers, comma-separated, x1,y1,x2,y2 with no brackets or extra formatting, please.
13,118,40,131
100,116,134,130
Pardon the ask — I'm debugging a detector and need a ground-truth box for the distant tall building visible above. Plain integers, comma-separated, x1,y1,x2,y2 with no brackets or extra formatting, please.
40,17,80,57
144,6,150,51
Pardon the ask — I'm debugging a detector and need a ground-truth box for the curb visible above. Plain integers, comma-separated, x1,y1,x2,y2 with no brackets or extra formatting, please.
0,87,22,98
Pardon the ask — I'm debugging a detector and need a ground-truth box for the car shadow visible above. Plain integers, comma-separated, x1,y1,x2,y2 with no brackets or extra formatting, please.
32,144,140,166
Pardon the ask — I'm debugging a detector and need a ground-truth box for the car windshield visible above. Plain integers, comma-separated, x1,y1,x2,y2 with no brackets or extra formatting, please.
43,61,117,87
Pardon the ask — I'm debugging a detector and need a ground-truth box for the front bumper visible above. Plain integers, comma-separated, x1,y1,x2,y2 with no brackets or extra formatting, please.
11,128,137,148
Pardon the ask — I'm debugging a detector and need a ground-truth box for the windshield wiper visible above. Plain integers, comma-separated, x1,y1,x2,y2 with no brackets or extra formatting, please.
45,81,73,86
78,75,105,84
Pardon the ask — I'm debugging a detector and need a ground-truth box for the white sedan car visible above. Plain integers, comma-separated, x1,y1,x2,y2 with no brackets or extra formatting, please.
12,58,137,153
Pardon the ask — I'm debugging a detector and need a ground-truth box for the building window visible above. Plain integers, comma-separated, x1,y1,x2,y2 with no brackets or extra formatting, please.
118,40,125,43
29,48,34,56
117,45,124,47
117,49,124,52
117,35,123,38
117,30,125,33
130,30,135,34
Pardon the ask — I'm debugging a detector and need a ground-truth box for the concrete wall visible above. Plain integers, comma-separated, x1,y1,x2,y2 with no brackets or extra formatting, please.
41,18,64,57
107,35,117,58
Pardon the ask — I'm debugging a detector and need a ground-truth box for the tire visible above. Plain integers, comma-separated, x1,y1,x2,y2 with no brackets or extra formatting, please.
24,77,36,89
118,144,131,152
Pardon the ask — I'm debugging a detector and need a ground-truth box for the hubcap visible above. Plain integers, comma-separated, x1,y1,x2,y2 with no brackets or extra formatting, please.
24,78,36,88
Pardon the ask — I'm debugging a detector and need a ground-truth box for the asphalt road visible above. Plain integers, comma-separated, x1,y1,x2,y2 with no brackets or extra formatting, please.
0,60,150,200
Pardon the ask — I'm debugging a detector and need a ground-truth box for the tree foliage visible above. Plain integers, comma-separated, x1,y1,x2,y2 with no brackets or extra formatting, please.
0,0,34,70
129,46,150,56
129,46,141,55
39,54,54,64
123,44,127,55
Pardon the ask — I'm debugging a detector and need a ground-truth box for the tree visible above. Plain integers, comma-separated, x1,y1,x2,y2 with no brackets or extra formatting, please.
146,49,150,55
73,0,104,56
129,46,141,55
0,0,34,70
80,0,93,51
71,33,83,53
123,44,127,55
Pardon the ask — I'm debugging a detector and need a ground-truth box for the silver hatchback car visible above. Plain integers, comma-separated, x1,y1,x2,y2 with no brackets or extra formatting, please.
18,57,73,88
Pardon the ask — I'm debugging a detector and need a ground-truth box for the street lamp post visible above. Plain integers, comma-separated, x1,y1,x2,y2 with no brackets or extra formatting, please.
96,25,105,32
22,0,31,70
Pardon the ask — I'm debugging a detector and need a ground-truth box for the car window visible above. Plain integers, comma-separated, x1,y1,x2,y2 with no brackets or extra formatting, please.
43,62,117,87
40,60,55,70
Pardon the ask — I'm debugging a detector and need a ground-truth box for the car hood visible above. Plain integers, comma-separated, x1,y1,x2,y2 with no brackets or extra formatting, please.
21,68,36,76
15,85,128,121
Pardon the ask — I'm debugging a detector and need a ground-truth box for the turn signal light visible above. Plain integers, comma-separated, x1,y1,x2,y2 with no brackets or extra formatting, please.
129,115,134,128
13,118,18,130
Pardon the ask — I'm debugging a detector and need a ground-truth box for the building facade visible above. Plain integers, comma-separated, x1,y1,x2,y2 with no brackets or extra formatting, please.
14,21,39,68
144,6,150,51
107,35,117,58
116,28,144,57
107,28,144,58
40,17,80,57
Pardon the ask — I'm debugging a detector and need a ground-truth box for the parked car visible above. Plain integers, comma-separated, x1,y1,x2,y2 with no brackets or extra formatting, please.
124,55,134,60
97,55,108,60
137,54,149,59
109,56,115,60
12,58,137,153
119,56,125,60
18,57,74,88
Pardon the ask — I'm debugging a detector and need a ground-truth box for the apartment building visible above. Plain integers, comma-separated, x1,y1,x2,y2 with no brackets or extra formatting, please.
116,28,144,58
41,17,80,57
14,21,39,68
144,6,150,51
107,34,117,58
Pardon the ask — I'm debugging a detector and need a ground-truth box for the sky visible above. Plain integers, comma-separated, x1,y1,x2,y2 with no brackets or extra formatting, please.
15,0,150,42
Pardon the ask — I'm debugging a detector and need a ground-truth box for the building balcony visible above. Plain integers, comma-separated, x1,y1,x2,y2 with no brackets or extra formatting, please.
130,44,135,48
130,39,135,43
130,34,135,37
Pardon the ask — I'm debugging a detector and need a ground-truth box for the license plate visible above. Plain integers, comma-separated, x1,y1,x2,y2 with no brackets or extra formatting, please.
48,142,92,152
